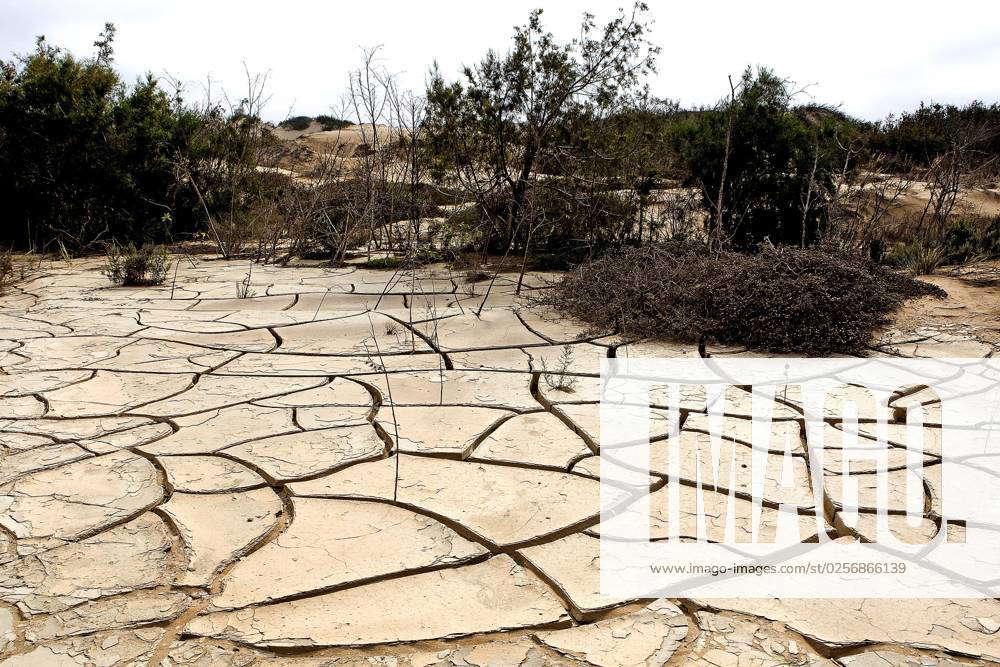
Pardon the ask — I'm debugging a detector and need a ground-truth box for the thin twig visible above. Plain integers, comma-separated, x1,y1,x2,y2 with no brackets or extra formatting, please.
366,312,401,502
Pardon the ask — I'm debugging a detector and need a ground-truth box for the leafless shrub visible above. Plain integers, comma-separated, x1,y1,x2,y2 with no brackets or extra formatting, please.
235,264,256,298
542,242,945,355
182,66,282,260
540,346,580,393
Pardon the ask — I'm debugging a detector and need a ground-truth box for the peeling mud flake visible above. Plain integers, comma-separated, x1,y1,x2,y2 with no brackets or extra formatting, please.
223,425,384,482
554,401,676,446
0,415,155,443
134,374,325,418
690,610,832,666
0,627,166,666
381,405,513,457
40,370,192,418
590,481,826,543
0,513,172,614
291,455,602,547
0,395,45,419
77,421,173,454
159,488,283,587
158,455,267,493
470,411,592,468
9,336,132,371
0,606,15,654
0,371,92,397
0,443,92,486
360,370,538,410
702,598,1000,661
0,451,163,556
519,532,634,618
212,350,445,376
186,554,569,647
294,404,372,429
211,497,486,609
24,590,190,642
134,325,278,352
272,311,432,355
410,309,548,350
141,404,297,455
534,599,688,666
254,376,372,408
665,431,814,507
87,339,242,373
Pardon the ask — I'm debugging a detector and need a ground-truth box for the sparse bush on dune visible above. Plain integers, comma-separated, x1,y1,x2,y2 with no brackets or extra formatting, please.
315,115,352,131
104,242,171,286
544,242,945,355
278,116,313,131
277,115,352,132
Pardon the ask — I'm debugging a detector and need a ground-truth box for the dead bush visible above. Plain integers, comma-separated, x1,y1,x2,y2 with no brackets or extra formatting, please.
542,242,945,355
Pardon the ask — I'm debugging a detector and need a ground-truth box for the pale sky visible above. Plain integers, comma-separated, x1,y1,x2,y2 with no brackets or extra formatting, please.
3,0,999,122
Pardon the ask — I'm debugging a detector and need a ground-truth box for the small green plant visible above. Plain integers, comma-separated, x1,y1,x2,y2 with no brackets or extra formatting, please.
886,216,1000,275
104,243,171,286
540,345,579,393
889,241,948,276
939,216,1000,263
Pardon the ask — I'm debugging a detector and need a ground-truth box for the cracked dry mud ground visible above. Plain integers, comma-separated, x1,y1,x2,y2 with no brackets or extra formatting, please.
0,256,998,667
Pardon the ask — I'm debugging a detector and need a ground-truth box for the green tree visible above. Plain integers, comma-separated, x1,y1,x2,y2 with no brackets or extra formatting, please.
672,67,845,248
426,4,658,255
0,24,197,252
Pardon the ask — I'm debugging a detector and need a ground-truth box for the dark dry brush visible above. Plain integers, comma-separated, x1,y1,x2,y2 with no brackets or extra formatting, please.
543,243,946,355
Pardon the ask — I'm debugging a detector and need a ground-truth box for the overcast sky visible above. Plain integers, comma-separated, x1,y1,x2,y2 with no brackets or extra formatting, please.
3,0,998,122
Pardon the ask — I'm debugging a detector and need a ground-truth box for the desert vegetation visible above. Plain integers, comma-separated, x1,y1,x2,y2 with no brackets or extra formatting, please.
2,6,998,353
103,242,171,286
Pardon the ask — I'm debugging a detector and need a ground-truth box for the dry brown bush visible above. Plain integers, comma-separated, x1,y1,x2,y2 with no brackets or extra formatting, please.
542,242,944,355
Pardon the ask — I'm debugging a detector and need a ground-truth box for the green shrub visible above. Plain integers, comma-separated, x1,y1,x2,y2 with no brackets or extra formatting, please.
278,115,312,131
315,115,352,131
671,67,848,248
940,216,1000,262
543,243,944,355
887,241,948,276
887,216,1000,275
277,115,352,132
442,187,639,267
104,243,171,286
0,26,201,252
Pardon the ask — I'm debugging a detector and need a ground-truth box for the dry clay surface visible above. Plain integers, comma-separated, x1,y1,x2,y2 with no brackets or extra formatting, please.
0,257,998,666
